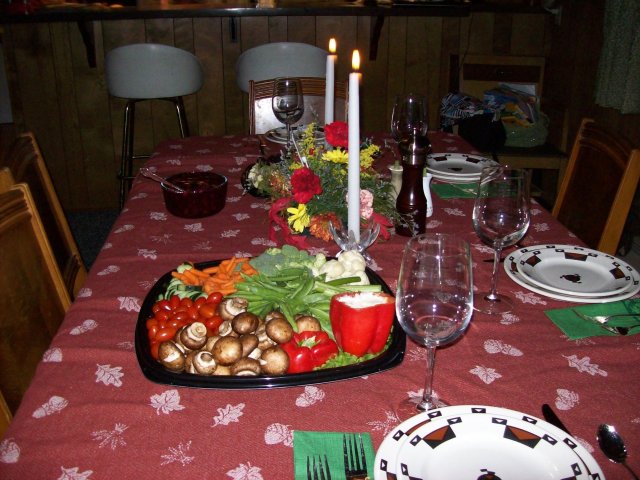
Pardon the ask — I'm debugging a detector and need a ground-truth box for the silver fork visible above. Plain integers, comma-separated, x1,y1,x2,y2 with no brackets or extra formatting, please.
572,309,640,336
343,434,369,480
306,454,331,480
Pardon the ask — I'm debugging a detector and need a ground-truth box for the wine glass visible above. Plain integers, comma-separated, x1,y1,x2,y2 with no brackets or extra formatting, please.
272,77,304,149
472,166,531,315
396,234,474,413
391,93,429,143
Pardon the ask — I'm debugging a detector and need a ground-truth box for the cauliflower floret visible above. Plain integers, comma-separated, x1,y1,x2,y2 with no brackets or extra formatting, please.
318,259,345,281
338,250,367,275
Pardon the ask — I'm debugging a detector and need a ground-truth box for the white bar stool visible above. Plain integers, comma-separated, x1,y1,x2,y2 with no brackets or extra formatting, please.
235,42,327,93
105,43,203,208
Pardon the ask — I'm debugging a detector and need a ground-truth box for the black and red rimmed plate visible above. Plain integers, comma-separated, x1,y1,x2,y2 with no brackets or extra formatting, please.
374,405,604,480
134,260,406,389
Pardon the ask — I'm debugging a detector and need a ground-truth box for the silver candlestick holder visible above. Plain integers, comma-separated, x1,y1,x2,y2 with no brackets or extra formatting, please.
329,221,380,264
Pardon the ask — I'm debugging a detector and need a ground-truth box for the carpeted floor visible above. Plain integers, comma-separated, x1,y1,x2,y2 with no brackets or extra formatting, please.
66,210,119,270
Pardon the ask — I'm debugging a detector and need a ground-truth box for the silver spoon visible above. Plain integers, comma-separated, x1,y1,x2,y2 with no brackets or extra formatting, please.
139,167,185,193
597,423,639,480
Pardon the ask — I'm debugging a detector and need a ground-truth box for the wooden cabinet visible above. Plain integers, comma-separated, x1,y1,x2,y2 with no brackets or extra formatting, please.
1,10,552,210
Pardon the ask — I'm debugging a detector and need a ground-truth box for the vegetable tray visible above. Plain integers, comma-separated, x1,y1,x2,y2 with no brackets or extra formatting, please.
134,259,406,389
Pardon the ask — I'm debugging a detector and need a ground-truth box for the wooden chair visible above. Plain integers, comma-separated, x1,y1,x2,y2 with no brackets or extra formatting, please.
0,390,11,438
454,54,569,195
552,118,640,255
0,183,71,418
1,133,87,299
249,77,348,135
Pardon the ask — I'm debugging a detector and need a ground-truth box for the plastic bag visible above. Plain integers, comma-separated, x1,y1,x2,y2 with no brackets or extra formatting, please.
502,111,549,148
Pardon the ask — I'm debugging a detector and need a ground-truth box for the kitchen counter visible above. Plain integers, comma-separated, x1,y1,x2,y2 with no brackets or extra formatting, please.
1,0,546,23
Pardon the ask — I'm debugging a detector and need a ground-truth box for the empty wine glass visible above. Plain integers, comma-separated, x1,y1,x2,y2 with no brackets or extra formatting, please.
472,166,531,315
272,77,304,149
391,93,429,143
396,234,473,413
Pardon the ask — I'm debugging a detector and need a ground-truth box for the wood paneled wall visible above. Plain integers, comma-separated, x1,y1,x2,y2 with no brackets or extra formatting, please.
2,12,552,210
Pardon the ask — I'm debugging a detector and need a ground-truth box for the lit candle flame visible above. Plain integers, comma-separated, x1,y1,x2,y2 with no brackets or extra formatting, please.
329,38,337,54
352,50,360,71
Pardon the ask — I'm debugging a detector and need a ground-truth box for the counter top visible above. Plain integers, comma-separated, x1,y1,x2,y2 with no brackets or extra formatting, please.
1,0,547,23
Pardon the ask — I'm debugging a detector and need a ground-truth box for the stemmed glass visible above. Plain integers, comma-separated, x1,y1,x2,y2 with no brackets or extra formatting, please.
391,93,429,143
396,234,474,413
472,166,531,315
272,77,304,149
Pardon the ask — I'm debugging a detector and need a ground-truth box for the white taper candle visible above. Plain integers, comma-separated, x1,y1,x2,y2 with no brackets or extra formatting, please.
324,38,336,125
347,50,361,242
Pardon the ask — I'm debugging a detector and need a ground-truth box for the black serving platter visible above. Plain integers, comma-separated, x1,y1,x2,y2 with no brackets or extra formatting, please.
134,260,406,389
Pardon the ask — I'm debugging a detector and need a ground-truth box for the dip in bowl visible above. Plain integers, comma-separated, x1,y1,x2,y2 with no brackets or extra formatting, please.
162,172,228,218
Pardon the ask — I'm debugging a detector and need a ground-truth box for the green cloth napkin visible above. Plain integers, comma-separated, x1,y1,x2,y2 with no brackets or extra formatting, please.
545,299,640,339
293,430,375,480
431,182,478,199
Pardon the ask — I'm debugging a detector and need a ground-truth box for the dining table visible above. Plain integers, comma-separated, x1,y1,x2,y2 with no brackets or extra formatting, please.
1,130,639,480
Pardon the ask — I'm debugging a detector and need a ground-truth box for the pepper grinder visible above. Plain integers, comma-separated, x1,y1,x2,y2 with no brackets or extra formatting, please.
395,135,431,236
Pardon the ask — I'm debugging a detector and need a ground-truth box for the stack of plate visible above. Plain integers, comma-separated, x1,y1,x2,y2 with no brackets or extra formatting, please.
504,244,640,303
374,405,604,480
426,153,499,184
265,125,325,145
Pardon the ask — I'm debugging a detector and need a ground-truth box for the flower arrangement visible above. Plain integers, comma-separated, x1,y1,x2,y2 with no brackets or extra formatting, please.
243,121,399,247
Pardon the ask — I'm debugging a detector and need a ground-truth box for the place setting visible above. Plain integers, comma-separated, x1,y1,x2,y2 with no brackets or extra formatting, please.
426,152,500,184
504,244,640,303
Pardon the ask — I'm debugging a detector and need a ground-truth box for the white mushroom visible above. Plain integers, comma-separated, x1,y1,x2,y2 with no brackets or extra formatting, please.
158,341,186,372
191,350,217,375
179,321,208,350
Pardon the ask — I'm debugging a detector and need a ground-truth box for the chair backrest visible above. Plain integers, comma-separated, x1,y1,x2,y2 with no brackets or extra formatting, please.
235,42,328,93
0,183,71,415
249,77,348,134
1,133,87,299
552,118,640,254
105,43,204,99
457,54,545,101
0,390,11,438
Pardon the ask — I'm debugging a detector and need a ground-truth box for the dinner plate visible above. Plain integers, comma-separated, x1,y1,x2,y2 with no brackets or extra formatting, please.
265,125,325,145
504,246,640,303
427,153,498,177
429,172,481,185
515,245,636,297
134,260,405,389
374,405,604,480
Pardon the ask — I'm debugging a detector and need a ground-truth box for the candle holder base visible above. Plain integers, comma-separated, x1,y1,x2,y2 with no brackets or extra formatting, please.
329,221,380,264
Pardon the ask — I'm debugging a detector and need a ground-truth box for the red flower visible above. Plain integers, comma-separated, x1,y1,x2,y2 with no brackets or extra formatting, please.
324,121,349,148
291,167,322,204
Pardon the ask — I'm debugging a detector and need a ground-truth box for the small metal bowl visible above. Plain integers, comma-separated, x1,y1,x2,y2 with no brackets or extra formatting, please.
161,172,228,218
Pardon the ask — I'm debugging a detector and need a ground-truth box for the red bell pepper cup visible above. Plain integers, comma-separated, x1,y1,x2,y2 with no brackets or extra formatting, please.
329,291,396,357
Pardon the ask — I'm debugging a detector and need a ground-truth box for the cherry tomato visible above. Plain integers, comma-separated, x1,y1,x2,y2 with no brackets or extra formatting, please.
146,318,158,329
153,299,172,313
155,326,178,342
186,305,199,321
147,324,159,340
180,297,194,309
194,296,207,308
167,318,183,330
171,311,190,323
169,294,181,309
154,310,171,323
149,341,160,360
206,292,223,304
205,315,223,336
198,303,217,319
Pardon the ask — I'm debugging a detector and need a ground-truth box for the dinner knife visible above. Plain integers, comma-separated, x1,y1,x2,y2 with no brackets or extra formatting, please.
542,403,573,436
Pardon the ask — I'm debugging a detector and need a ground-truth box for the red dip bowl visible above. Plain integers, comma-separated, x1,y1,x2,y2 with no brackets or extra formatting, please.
161,172,228,218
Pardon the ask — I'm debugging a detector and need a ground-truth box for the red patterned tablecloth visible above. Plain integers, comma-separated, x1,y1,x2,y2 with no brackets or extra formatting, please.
1,132,638,479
